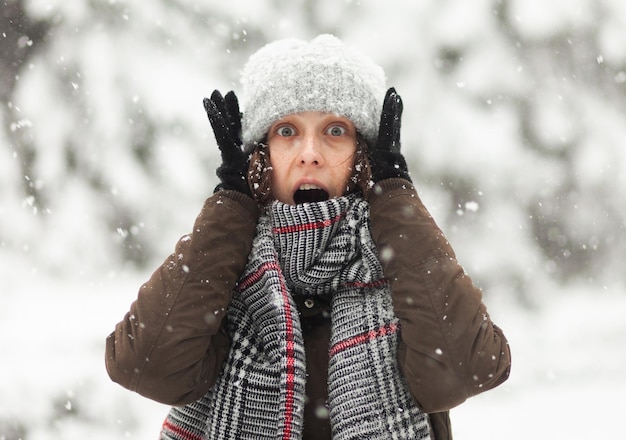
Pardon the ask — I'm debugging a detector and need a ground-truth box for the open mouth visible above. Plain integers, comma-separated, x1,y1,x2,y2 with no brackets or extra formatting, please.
293,184,330,204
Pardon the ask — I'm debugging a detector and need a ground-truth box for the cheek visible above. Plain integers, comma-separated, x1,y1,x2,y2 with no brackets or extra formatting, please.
340,164,355,188
268,154,288,182
335,148,356,172
330,155,356,196
267,155,293,201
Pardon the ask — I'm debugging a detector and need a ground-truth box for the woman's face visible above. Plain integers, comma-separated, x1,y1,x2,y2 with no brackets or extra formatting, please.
267,112,357,205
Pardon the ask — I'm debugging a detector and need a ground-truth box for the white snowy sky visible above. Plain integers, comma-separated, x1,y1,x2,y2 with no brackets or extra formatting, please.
2,0,626,438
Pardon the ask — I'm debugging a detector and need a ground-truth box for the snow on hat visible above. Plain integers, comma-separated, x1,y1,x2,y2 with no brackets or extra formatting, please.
241,34,386,148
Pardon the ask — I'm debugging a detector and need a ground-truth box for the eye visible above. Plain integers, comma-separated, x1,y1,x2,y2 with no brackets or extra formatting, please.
327,125,346,136
276,125,296,137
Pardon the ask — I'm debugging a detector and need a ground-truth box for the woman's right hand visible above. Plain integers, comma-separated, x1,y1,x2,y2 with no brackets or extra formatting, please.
203,90,252,196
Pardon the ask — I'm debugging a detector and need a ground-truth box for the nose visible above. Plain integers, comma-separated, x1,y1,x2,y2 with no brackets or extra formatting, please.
298,133,324,166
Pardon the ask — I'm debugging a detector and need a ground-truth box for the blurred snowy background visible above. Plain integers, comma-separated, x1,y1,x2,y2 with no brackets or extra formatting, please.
1,0,625,438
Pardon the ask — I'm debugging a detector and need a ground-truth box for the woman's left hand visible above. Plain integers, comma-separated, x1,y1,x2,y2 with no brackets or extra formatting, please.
369,87,411,183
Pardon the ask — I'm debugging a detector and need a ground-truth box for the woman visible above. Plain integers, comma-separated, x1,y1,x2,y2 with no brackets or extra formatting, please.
105,35,511,439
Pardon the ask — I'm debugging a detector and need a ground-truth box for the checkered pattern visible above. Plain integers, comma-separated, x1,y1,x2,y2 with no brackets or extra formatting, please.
161,195,430,439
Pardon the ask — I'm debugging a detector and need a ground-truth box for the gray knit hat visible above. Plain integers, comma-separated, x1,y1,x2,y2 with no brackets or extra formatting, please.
241,34,386,148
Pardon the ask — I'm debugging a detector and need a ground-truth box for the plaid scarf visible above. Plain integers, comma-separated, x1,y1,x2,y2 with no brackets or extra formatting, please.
161,195,430,439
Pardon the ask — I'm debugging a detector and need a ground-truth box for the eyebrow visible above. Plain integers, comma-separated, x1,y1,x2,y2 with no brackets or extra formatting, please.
276,113,352,124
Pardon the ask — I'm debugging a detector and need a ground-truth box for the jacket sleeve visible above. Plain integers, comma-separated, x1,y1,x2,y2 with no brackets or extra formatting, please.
105,190,258,405
369,178,511,413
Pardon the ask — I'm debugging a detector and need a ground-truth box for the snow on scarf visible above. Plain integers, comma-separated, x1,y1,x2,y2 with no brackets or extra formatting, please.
161,194,430,439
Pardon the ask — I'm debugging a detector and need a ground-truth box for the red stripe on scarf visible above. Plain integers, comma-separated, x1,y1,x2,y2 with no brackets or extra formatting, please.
344,278,388,289
236,260,284,291
162,419,204,440
280,267,296,440
272,212,344,234
329,322,399,357
236,263,265,291
236,261,297,438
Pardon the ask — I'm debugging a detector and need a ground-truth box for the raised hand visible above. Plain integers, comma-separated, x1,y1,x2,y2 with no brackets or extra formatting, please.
369,87,411,183
203,90,251,196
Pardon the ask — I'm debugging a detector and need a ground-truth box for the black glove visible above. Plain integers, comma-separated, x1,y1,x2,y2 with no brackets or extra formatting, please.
203,90,251,196
369,87,411,183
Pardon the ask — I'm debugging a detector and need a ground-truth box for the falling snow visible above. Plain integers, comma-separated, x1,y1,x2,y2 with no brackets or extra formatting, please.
1,0,626,439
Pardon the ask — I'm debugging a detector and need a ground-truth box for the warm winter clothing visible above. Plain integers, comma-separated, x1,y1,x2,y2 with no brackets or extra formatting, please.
106,33,510,440
162,194,431,439
240,34,386,148
369,88,412,183
105,179,511,439
203,90,250,195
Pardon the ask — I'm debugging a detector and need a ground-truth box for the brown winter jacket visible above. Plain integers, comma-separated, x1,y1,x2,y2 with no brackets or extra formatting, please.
105,178,511,439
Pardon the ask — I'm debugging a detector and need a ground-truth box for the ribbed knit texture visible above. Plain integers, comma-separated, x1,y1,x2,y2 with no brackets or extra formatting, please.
240,34,386,148
161,195,430,439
